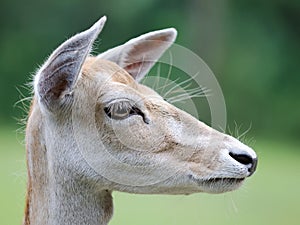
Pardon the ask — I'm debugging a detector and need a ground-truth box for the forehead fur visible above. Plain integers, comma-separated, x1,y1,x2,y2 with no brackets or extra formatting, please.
82,57,136,86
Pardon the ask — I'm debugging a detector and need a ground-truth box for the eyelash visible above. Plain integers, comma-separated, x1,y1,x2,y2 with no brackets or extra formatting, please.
104,101,149,124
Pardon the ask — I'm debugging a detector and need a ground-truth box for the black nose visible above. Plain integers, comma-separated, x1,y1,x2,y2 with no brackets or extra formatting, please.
229,152,258,176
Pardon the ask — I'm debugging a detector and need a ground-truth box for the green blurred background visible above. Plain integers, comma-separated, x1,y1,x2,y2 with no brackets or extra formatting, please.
0,0,299,224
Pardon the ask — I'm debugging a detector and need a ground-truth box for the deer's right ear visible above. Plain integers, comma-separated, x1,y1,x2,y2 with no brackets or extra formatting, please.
34,16,106,112
97,28,177,82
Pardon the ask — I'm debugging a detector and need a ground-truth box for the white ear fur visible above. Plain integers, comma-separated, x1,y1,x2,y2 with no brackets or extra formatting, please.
98,28,177,82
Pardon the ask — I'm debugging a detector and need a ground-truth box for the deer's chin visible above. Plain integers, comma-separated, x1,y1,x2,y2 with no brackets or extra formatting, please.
189,176,246,193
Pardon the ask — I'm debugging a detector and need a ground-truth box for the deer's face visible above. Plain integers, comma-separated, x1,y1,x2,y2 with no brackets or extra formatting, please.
35,16,257,195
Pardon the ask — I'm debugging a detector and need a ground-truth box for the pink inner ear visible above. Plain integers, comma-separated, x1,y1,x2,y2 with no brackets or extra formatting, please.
123,61,153,81
122,39,169,79
154,33,174,42
124,62,143,71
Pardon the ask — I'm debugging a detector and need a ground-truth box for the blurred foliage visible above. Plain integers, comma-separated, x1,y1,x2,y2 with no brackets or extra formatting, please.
0,0,299,139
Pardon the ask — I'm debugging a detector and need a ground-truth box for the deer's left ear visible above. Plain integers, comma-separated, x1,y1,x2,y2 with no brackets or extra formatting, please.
98,28,177,82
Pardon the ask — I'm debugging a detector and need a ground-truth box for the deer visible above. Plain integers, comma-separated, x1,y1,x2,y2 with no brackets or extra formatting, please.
23,16,257,225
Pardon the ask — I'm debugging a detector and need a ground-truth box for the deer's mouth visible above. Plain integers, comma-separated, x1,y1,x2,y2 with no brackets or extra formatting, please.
203,177,245,185
189,175,245,193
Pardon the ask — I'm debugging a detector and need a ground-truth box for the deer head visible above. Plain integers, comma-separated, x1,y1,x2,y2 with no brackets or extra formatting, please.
32,16,257,203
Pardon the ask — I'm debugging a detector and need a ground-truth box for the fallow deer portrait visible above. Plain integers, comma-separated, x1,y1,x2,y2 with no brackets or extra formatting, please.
23,16,258,225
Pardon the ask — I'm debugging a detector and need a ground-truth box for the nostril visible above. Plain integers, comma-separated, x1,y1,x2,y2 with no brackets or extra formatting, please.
229,152,258,176
229,152,253,165
249,157,258,176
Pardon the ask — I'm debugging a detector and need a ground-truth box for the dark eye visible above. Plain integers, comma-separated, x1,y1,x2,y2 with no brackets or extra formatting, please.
104,101,149,123
104,105,129,120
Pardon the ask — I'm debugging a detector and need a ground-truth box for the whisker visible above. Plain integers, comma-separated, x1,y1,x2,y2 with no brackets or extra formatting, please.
163,72,199,98
168,86,210,98
227,122,254,146
155,77,180,92
152,62,161,90
136,54,146,80
161,51,173,94
167,87,210,103
237,123,252,140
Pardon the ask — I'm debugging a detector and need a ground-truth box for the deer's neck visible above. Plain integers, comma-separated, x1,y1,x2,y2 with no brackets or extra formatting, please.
23,103,113,225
